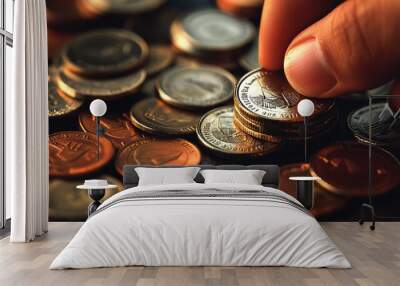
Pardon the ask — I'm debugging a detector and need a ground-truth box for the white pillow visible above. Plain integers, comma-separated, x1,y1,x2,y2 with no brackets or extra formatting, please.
135,167,201,186
200,169,266,185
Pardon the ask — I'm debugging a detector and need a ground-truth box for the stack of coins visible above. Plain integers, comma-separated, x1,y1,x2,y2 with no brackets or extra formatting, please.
52,29,148,101
233,68,337,142
171,9,255,69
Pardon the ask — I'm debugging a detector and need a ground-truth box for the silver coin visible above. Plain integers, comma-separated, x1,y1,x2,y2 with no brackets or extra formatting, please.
157,66,236,109
235,68,335,123
348,103,400,144
174,9,255,52
197,106,280,155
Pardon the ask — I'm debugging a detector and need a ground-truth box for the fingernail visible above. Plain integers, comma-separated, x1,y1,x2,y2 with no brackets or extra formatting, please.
284,38,337,96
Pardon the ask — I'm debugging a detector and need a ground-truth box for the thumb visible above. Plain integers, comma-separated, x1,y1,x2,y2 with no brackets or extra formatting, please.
283,0,400,98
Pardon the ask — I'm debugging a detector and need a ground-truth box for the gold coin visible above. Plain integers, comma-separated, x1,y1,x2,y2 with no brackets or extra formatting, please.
145,45,175,76
62,29,149,77
234,105,337,139
115,138,202,175
235,68,335,123
197,106,280,156
171,9,255,57
56,68,146,100
233,116,282,143
157,66,236,110
48,76,83,118
49,175,123,221
234,102,336,130
130,97,201,135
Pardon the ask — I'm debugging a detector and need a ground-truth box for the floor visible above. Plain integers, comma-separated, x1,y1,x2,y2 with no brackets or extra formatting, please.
0,222,399,286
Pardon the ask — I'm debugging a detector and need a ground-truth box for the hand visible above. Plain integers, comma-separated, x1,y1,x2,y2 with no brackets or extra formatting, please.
258,0,400,98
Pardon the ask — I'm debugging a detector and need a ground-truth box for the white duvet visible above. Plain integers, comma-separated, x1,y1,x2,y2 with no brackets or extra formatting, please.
50,183,351,269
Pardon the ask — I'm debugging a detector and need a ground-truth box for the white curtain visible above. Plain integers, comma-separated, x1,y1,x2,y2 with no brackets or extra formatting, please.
7,0,49,242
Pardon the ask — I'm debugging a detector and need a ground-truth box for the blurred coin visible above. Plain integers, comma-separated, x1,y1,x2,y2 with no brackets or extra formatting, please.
348,103,400,145
86,0,166,15
115,138,201,175
217,0,263,19
130,97,201,135
48,29,78,61
157,66,236,110
235,68,335,123
79,111,145,149
144,45,175,76
279,163,349,217
310,142,400,197
197,106,280,156
175,54,239,71
56,69,146,100
239,39,259,71
171,9,255,57
62,30,149,77
49,131,115,177
49,55,64,76
49,175,122,221
46,0,97,27
49,77,83,118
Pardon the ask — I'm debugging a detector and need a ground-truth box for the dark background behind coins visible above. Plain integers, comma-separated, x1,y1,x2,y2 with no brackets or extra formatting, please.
48,0,400,222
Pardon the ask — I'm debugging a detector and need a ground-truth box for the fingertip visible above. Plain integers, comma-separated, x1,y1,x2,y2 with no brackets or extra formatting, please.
284,38,337,97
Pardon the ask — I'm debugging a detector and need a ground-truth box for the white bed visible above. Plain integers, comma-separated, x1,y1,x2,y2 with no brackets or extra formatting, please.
50,182,350,269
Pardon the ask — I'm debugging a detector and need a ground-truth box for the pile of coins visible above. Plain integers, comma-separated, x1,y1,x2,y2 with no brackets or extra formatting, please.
47,2,400,221
233,69,337,142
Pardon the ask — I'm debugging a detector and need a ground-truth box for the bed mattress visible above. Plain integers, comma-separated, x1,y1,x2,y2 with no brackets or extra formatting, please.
50,183,351,269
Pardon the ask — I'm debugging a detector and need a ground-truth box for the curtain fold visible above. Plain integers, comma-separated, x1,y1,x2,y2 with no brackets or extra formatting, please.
8,0,49,242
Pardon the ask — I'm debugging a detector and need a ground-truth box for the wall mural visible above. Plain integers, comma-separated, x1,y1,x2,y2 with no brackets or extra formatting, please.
48,0,400,222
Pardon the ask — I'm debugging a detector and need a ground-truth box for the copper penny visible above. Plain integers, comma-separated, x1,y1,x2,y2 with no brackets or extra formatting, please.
49,131,115,177
79,111,145,150
310,142,400,197
115,138,201,175
279,163,349,217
